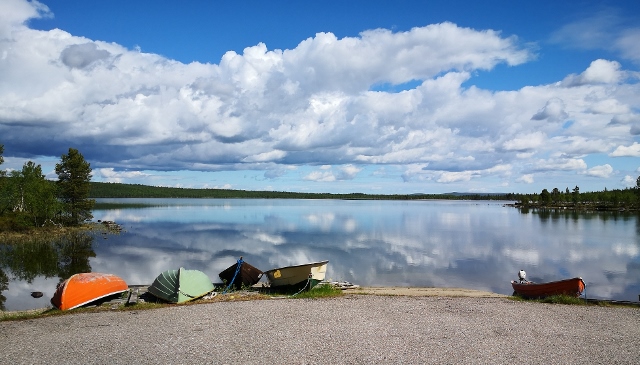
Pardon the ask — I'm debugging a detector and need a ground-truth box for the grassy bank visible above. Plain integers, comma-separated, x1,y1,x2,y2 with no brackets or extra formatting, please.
0,221,123,243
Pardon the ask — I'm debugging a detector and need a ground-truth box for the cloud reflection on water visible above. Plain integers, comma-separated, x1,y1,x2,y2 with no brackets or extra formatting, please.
2,199,638,311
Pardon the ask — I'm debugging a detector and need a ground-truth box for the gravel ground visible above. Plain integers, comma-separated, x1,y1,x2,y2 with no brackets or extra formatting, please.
1,295,639,364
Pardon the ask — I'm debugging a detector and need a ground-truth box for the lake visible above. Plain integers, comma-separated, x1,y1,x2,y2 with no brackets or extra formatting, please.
2,199,639,311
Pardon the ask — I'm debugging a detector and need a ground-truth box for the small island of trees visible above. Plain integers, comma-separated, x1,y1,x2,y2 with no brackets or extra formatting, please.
0,145,94,232
514,181,640,211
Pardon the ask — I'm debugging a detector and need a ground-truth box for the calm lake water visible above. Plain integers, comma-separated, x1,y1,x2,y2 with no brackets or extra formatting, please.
2,199,639,311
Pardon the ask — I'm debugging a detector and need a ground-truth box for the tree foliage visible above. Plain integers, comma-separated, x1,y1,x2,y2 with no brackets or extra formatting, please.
522,183,640,211
0,149,60,228
11,162,59,226
55,148,95,226
539,189,551,206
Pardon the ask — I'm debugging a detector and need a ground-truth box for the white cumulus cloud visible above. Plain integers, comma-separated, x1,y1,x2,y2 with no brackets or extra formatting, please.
516,174,534,184
621,175,638,187
583,164,613,178
561,59,623,87
610,142,640,157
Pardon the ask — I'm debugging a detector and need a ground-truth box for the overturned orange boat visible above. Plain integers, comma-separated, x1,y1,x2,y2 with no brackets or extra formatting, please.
51,272,129,311
511,277,585,299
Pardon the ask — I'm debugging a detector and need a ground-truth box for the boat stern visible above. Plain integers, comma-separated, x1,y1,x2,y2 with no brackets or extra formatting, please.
309,261,328,282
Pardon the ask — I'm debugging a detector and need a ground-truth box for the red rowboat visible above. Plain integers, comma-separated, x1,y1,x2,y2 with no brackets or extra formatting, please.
511,277,585,299
51,272,129,310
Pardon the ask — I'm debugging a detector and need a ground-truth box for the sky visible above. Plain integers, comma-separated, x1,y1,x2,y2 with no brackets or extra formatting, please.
1,0,639,194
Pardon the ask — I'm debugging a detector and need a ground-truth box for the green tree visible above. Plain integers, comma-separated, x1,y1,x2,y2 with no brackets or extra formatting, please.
551,188,560,204
539,189,551,206
572,185,580,205
55,148,94,226
2,162,60,227
19,162,60,226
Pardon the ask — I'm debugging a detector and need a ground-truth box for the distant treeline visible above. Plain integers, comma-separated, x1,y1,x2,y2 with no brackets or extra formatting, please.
89,181,640,211
89,182,518,201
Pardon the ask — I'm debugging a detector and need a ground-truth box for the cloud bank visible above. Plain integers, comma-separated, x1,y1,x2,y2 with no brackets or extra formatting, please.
1,0,639,192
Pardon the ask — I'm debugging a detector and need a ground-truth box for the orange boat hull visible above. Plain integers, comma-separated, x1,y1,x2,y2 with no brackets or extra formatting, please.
511,277,585,299
51,273,128,311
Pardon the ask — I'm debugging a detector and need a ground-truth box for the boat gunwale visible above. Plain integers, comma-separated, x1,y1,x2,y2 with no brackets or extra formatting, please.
263,260,329,274
64,289,129,310
510,277,585,288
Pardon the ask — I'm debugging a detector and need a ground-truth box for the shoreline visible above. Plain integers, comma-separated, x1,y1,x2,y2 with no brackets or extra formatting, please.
6,285,640,319
1,286,505,317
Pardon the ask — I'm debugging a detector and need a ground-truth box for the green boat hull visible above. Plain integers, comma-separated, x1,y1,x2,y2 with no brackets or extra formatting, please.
148,268,214,303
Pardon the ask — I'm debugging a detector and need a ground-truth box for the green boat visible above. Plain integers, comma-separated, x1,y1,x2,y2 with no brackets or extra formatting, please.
147,267,214,303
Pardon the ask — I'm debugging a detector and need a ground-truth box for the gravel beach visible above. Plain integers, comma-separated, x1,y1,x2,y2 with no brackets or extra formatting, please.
1,292,639,364
0,294,640,364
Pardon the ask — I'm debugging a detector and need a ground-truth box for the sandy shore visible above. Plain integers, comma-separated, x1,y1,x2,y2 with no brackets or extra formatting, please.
1,288,638,364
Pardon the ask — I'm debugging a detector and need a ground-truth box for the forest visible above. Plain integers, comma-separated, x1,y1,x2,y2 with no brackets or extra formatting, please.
88,180,640,211
88,181,517,201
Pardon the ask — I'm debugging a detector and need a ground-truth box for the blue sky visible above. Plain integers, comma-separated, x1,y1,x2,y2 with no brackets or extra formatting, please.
1,0,639,194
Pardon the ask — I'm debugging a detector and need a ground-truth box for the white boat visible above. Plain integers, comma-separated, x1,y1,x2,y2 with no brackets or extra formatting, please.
264,260,329,292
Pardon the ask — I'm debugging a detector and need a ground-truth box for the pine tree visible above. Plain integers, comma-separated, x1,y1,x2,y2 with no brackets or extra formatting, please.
55,148,94,225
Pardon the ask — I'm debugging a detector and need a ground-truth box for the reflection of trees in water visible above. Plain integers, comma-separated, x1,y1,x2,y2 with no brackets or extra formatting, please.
0,231,96,301
0,268,8,311
54,231,95,282
0,239,59,283
522,207,637,224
